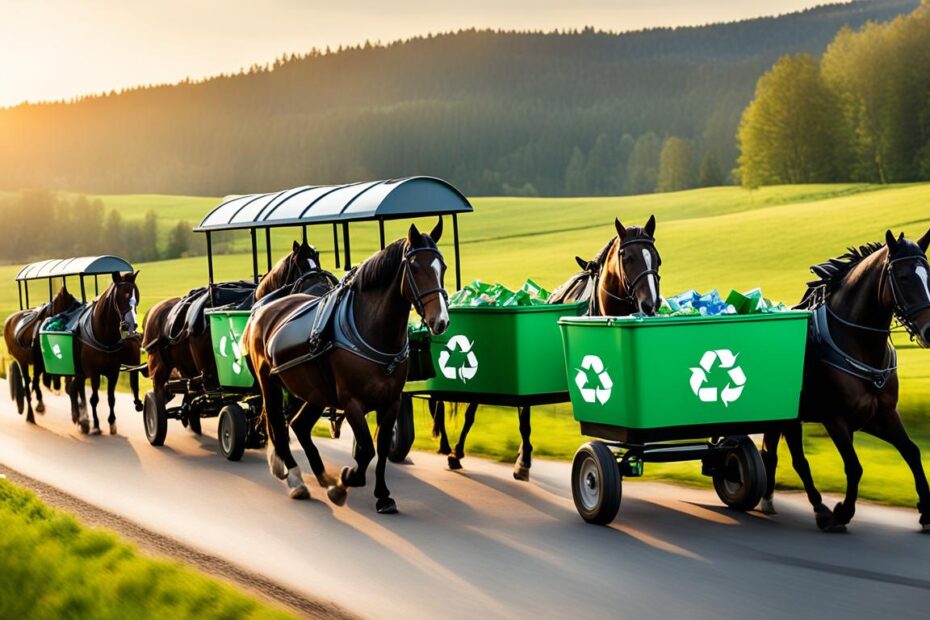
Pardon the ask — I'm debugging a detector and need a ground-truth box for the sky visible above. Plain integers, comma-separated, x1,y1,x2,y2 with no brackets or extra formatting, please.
0,0,829,107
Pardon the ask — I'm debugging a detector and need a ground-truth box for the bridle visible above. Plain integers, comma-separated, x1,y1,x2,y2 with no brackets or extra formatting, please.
884,254,930,344
113,282,138,339
401,246,449,317
600,236,661,310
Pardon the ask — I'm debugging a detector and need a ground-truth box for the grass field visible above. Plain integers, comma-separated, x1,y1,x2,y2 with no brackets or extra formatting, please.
2,183,930,508
0,478,292,619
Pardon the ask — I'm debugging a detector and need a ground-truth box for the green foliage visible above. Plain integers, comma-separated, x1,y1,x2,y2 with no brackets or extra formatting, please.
656,137,695,192
0,1,918,197
626,132,661,195
0,479,293,620
698,153,724,187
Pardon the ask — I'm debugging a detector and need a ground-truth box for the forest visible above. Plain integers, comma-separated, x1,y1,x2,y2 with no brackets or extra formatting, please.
738,2,930,186
0,0,917,198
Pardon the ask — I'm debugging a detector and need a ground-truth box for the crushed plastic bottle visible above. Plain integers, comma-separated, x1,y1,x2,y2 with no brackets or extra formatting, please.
651,287,788,317
449,278,551,308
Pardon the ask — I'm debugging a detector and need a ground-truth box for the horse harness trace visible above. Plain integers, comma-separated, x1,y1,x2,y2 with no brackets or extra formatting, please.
590,235,661,315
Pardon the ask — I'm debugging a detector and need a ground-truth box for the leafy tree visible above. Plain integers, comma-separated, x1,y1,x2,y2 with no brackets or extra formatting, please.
103,210,127,259
564,147,586,196
657,136,695,192
698,152,725,187
626,133,661,195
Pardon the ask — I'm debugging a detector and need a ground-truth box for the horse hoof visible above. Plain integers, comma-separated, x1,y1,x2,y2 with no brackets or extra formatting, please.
79,420,90,434
26,414,36,425
89,427,102,436
447,455,463,470
288,484,310,500
36,402,45,414
109,423,118,435
317,473,338,489
134,401,144,413
815,505,846,533
760,497,777,516
513,463,530,482
376,498,398,514
267,447,287,480
327,485,348,507
329,417,343,439
921,522,930,534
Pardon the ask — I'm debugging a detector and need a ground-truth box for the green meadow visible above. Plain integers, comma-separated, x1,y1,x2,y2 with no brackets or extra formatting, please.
3,183,930,508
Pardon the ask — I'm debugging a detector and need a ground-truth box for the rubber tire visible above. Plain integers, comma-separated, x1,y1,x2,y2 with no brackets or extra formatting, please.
9,360,25,415
387,394,415,463
713,436,767,512
572,441,622,525
143,391,167,447
218,403,248,461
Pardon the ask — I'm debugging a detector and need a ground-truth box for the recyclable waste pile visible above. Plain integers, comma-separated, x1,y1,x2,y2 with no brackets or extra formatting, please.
448,279,551,307
655,288,789,317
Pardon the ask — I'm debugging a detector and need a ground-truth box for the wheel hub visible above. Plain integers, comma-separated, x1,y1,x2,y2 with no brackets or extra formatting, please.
578,457,600,510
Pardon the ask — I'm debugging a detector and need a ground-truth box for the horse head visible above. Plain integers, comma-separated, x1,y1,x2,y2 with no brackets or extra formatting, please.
402,219,449,335
607,215,661,315
51,282,79,315
884,228,930,347
107,271,141,338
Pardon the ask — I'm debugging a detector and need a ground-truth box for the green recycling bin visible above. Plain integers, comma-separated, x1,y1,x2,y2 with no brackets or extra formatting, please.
414,301,587,397
207,309,255,389
559,312,808,434
39,331,76,376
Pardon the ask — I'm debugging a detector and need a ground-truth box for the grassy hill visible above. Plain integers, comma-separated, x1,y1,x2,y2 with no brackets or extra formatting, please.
3,183,930,507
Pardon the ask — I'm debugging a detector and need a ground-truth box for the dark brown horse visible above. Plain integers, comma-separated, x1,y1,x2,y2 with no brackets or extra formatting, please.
760,229,930,532
244,221,448,513
143,240,330,435
431,216,661,479
68,271,141,434
3,284,80,423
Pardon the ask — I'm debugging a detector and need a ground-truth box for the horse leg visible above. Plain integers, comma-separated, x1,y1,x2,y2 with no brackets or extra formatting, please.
32,367,45,414
373,401,401,514
430,398,453,456
107,372,118,435
290,404,337,488
513,405,533,481
821,416,862,531
130,369,143,412
782,419,832,527
88,374,102,435
76,376,90,433
22,364,35,424
863,410,930,531
327,401,375,507
259,370,308,500
448,402,478,470
759,429,781,514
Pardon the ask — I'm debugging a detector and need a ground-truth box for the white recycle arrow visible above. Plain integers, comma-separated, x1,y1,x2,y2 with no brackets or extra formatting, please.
575,355,613,405
438,335,478,383
689,349,746,407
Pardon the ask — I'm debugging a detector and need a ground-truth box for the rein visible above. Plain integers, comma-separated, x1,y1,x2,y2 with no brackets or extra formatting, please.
401,246,449,317
595,236,660,313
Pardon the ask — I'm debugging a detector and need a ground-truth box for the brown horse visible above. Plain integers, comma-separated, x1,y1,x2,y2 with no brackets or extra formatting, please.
430,216,661,479
244,221,448,513
67,271,141,434
142,240,330,435
760,229,930,532
3,284,80,423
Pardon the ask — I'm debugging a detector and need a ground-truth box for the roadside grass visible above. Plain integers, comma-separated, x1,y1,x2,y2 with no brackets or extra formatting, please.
0,478,293,620
3,183,930,507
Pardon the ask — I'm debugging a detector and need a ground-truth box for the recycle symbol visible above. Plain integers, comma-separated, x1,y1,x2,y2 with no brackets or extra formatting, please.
219,333,244,375
438,335,478,383
575,355,613,405
52,344,63,360
689,349,746,407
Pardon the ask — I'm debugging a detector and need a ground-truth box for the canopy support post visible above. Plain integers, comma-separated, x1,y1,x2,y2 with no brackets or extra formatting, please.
342,222,351,270
206,232,215,307
379,219,386,250
302,225,308,245
17,281,23,310
48,279,53,302
251,228,259,284
453,213,462,291
24,282,29,309
265,227,272,272
332,223,341,269
94,275,99,296
80,276,87,303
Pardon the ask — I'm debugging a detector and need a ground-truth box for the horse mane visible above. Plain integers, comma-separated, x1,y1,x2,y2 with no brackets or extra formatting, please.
798,242,885,309
353,239,407,291
256,254,289,298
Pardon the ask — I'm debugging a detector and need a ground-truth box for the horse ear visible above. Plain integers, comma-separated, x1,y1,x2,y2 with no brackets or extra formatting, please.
408,223,422,247
615,218,627,241
132,270,140,281
111,272,121,284
918,227,930,252
886,230,898,251
575,256,587,269
645,214,656,237
293,240,300,253
430,217,443,242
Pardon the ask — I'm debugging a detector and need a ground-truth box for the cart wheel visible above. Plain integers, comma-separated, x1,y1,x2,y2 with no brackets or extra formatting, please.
713,436,767,511
143,391,167,446
388,394,415,463
218,403,247,461
9,360,25,415
572,441,622,525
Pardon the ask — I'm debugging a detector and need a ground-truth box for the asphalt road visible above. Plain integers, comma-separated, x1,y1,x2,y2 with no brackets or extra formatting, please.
1,381,928,619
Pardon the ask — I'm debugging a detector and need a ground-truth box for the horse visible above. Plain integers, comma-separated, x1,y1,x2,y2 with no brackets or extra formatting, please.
243,221,449,513
430,216,661,479
142,240,332,436
67,271,141,435
3,284,80,423
760,228,930,532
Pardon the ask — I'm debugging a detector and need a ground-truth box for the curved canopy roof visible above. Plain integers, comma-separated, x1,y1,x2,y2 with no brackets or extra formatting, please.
195,176,473,232
16,256,133,282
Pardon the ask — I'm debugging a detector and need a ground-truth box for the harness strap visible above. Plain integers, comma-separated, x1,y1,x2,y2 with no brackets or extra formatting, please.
811,305,897,389
77,304,126,354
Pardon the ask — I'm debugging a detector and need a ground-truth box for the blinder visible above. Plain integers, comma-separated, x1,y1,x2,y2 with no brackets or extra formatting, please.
885,254,930,343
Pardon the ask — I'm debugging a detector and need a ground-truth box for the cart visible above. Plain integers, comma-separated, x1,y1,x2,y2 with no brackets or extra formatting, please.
559,311,809,524
145,176,472,461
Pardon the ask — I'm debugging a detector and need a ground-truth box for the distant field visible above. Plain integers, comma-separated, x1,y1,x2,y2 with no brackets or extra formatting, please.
3,183,930,506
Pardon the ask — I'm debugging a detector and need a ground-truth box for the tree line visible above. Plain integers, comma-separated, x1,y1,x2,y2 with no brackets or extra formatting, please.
0,191,199,264
738,2,930,186
0,0,916,198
